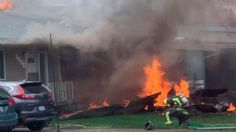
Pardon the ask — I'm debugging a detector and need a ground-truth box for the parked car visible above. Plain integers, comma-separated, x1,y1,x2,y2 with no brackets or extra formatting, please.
0,81,56,131
0,88,18,132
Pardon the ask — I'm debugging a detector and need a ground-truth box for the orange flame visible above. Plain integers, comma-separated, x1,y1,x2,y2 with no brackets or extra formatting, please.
227,103,236,112
144,105,148,110
174,80,190,97
139,57,190,107
139,57,171,107
0,0,12,11
103,100,110,107
88,102,97,109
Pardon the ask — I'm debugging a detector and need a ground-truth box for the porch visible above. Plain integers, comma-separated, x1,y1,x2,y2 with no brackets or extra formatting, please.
48,81,74,105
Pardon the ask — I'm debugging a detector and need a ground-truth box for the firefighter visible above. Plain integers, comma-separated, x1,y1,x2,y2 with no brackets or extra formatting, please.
163,93,190,127
164,93,189,108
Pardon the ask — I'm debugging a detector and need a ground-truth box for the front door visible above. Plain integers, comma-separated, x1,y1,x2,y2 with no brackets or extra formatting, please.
26,52,40,81
39,52,49,85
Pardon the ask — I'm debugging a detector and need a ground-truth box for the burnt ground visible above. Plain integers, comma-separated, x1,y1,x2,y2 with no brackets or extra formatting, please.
13,128,236,132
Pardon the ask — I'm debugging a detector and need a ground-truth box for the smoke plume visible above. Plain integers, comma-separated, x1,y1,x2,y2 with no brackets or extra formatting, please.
8,0,234,105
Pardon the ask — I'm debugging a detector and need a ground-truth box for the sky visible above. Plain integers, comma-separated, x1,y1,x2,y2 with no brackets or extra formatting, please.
0,0,119,43
0,0,236,44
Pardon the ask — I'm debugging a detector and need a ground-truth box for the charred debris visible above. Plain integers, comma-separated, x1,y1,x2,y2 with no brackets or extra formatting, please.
61,89,235,120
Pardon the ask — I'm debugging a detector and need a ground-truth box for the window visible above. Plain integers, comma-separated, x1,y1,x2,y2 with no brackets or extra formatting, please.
0,50,5,79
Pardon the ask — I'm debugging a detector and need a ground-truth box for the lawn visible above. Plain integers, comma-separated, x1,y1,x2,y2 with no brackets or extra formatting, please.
58,112,236,129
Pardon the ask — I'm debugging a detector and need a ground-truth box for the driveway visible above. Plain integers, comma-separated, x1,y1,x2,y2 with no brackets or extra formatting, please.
13,128,236,132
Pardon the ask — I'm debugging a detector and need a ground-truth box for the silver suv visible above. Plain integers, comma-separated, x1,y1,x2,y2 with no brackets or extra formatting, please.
0,81,56,131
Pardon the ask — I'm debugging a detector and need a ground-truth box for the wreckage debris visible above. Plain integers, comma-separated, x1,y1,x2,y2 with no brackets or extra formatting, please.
115,93,160,114
61,93,160,120
61,105,123,119
191,89,235,113
61,88,236,120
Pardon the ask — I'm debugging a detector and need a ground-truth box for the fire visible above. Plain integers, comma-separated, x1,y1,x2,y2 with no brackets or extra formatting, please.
144,105,148,110
174,80,190,97
227,103,236,112
139,57,171,106
103,100,110,107
88,100,110,109
88,102,97,109
0,0,12,11
139,57,190,107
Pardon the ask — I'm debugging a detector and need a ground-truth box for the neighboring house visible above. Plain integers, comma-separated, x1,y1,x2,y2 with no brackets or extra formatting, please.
0,44,74,104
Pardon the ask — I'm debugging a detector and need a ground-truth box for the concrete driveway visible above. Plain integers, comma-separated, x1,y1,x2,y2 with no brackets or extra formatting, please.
12,128,236,132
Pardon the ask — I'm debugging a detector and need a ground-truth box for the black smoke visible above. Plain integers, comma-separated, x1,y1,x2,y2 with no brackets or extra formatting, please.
25,0,220,105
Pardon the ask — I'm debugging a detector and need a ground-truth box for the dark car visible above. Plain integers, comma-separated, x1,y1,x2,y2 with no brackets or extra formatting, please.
0,81,56,131
0,88,18,132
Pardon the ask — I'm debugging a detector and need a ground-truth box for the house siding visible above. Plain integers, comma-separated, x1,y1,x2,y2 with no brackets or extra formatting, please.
48,53,62,83
5,48,26,81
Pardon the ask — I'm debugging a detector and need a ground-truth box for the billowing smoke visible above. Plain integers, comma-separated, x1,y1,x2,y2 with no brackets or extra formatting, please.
52,0,213,104
19,0,219,49
6,0,234,105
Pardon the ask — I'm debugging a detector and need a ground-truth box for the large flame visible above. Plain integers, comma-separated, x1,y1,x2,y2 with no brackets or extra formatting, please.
174,79,190,97
227,103,236,112
0,0,12,11
139,57,189,107
139,57,171,106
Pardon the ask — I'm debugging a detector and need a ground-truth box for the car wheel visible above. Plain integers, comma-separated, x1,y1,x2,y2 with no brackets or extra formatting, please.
27,122,45,131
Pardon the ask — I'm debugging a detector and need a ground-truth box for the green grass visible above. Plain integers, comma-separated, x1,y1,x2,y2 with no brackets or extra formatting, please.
190,113,236,127
57,112,236,129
